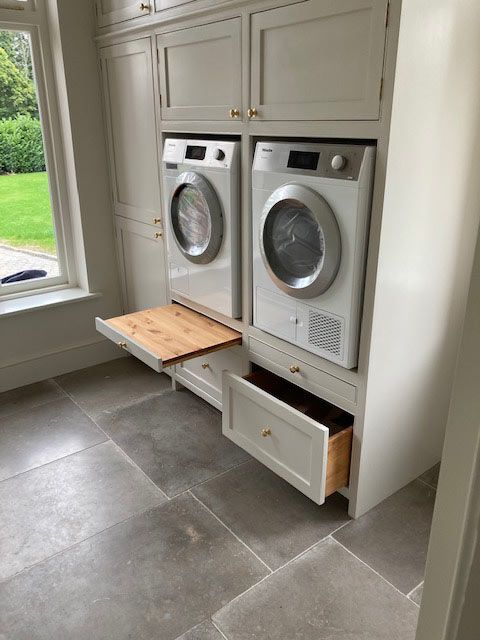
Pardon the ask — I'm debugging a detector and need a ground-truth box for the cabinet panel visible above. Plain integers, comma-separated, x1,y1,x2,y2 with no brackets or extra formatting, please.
115,217,167,313
250,0,388,121
101,40,162,226
155,0,195,11
96,0,152,27
157,18,242,121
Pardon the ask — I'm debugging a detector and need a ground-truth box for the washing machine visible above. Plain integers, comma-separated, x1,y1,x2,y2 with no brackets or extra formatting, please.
162,138,241,318
252,141,375,369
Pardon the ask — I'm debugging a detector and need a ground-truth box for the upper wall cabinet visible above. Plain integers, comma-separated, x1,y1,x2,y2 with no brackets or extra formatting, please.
250,0,389,121
100,39,162,227
95,0,153,27
157,18,242,121
155,0,195,10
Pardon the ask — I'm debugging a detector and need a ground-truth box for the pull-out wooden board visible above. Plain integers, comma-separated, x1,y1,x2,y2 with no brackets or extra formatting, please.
96,304,242,372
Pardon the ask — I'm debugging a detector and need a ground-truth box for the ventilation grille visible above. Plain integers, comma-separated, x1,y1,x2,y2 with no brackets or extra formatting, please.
308,310,344,357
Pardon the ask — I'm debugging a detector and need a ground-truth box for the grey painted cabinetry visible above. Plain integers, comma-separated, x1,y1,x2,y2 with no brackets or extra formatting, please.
114,217,167,313
100,39,167,313
95,0,152,27
157,18,242,121
250,0,389,121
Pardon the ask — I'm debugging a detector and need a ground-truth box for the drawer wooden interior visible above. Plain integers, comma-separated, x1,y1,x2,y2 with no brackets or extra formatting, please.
246,368,353,497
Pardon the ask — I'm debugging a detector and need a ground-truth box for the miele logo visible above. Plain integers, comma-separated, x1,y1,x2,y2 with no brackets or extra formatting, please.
261,147,273,153
167,143,176,148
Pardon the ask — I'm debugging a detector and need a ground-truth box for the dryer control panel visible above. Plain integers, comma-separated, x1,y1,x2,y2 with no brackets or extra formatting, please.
253,141,374,181
163,138,238,169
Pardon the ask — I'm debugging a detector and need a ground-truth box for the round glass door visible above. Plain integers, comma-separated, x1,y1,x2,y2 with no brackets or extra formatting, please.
260,184,341,299
170,171,223,264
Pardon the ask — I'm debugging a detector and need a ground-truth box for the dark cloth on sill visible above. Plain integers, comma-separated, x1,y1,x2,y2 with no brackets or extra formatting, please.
1,269,47,284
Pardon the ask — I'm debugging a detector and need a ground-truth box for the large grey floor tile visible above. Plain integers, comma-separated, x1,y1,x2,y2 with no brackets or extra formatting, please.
0,494,268,640
214,537,419,640
0,398,106,481
193,459,350,569
176,620,225,640
55,357,170,419
99,389,250,497
0,441,166,581
419,463,440,488
0,379,65,419
333,480,435,594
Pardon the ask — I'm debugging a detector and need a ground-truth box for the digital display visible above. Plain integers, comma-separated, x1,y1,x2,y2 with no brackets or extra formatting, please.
287,150,320,171
186,145,206,160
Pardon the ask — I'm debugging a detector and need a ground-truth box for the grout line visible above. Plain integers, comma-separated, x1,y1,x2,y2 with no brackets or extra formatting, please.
406,580,424,599
0,498,168,588
51,379,171,502
0,439,108,486
211,619,230,639
173,458,253,500
330,537,417,603
416,476,438,491
188,491,273,574
0,390,69,421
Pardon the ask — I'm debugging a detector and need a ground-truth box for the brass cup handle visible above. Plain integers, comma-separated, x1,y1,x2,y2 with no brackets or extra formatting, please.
261,427,272,438
247,107,258,119
139,3,150,11
201,362,210,370
289,365,300,374
153,217,161,225
154,232,162,239
118,341,128,349
229,108,240,119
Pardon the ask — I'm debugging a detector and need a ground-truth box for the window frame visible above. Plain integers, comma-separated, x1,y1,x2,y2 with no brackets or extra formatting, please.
0,7,76,299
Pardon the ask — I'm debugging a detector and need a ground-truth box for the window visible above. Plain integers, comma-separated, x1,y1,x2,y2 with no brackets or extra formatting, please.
0,3,73,298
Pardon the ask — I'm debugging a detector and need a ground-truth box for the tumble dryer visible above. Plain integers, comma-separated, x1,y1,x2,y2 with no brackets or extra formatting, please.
162,138,241,318
252,141,375,369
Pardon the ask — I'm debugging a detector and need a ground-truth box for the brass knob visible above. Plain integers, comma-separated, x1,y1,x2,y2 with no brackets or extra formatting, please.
247,107,258,119
261,427,272,438
201,362,209,369
139,3,150,11
154,232,162,239
118,341,127,349
289,365,300,374
229,108,240,119
153,217,161,225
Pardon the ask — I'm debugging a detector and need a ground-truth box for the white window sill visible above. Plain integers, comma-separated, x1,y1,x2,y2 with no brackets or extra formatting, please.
0,288,101,318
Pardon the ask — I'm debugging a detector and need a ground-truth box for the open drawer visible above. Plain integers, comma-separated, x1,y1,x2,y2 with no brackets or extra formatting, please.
96,303,242,372
222,368,353,505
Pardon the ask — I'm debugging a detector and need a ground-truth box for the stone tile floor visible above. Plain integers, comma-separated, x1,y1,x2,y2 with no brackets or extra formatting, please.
0,357,440,639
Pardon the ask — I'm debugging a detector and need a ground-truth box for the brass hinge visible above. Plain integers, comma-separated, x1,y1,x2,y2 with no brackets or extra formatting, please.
385,0,390,27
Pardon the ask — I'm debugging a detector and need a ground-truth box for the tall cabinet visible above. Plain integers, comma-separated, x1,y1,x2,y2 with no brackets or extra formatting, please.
100,38,167,313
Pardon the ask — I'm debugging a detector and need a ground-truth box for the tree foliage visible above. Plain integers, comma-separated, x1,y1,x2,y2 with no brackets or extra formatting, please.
0,46,38,119
0,115,45,174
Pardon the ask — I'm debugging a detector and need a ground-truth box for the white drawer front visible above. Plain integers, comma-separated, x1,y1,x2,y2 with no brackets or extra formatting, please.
222,372,329,504
248,337,357,411
95,317,162,372
176,348,244,408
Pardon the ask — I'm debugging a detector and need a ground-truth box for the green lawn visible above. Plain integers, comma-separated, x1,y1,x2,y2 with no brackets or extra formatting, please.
0,171,56,254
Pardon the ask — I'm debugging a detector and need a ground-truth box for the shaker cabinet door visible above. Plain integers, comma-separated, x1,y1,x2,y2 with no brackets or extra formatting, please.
157,18,242,121
96,0,152,27
250,0,389,121
155,0,195,11
100,39,162,226
115,217,167,314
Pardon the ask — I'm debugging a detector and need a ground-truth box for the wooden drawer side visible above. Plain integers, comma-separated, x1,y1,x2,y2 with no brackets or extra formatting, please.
325,426,353,497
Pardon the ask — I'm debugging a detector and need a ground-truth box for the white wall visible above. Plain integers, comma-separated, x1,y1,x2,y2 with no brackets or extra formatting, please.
0,0,122,392
352,0,480,516
416,222,480,640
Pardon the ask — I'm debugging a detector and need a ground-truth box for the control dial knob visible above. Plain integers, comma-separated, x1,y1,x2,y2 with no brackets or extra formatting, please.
331,155,347,171
213,148,225,161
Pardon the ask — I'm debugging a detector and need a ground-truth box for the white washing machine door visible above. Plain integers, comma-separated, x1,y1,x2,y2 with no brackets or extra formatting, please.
170,171,223,264
260,184,341,299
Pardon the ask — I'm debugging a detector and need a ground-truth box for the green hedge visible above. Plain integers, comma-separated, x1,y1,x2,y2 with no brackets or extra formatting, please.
0,115,46,174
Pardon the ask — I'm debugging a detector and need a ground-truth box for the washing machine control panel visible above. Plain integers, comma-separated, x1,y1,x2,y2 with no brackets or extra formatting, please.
253,142,373,181
163,138,237,169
